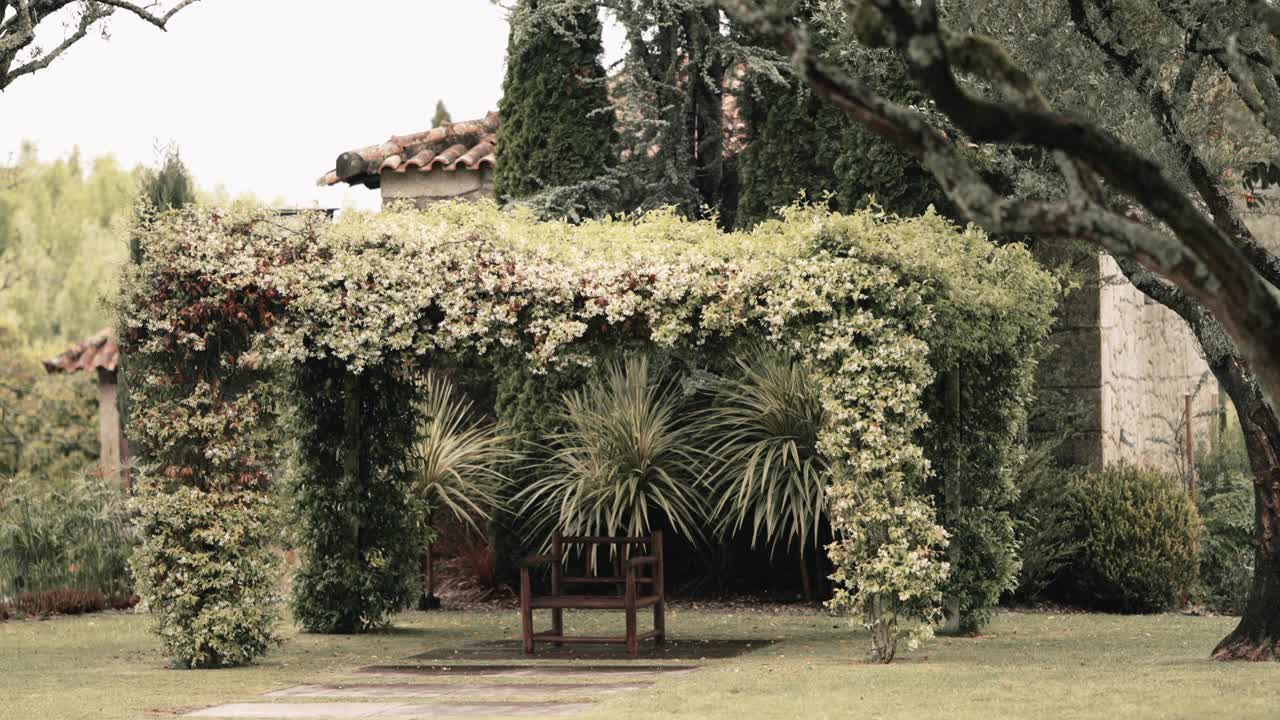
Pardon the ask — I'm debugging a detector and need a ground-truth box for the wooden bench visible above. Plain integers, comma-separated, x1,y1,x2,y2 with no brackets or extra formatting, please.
519,531,666,657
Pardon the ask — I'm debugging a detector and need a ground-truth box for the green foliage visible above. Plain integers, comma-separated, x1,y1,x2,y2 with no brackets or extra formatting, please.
0,144,136,348
115,211,290,666
1056,464,1202,613
1195,426,1254,614
413,371,517,531
122,201,1054,663
288,360,425,634
0,328,97,479
735,34,949,228
495,0,616,205
515,355,707,542
702,346,827,556
431,100,452,129
921,361,1039,631
0,473,135,605
736,76,847,228
1010,439,1081,602
831,65,949,219
130,481,280,668
139,146,196,215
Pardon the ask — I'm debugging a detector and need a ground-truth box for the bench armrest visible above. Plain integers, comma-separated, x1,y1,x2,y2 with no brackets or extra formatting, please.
521,555,552,568
626,555,657,569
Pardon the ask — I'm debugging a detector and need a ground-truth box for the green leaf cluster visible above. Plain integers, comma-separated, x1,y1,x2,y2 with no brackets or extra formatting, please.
287,360,426,634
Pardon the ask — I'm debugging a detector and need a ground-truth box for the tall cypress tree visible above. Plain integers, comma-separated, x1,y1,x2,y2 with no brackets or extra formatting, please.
736,73,848,227
495,0,615,203
431,100,452,128
734,14,948,227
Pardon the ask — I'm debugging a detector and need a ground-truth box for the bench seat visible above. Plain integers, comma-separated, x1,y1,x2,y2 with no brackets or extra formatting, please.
530,594,662,610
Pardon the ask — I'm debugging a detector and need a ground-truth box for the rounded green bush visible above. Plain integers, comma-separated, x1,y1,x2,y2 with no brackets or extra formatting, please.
1057,464,1201,613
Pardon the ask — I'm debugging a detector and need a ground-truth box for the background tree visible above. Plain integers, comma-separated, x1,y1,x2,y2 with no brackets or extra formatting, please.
495,0,617,204
603,0,733,217
0,143,134,348
722,0,1280,660
735,4,947,226
431,99,452,128
0,1,202,91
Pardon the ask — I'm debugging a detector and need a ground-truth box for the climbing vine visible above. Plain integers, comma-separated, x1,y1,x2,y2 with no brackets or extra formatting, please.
118,201,1053,664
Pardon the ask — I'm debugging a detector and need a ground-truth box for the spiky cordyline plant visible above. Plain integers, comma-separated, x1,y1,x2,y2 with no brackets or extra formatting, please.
514,355,708,548
703,347,828,560
412,372,519,603
413,372,518,532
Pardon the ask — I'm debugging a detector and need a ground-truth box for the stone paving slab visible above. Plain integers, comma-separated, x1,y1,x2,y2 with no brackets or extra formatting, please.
356,664,698,679
185,701,593,718
265,682,650,699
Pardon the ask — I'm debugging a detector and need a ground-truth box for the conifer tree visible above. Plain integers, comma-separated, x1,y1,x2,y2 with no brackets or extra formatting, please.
735,30,946,227
495,0,616,204
431,100,452,128
736,74,847,227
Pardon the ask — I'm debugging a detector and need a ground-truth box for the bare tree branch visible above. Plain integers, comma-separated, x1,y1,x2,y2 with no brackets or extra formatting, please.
720,0,1280,414
1,1,104,89
1067,0,1280,289
0,0,200,91
91,0,198,28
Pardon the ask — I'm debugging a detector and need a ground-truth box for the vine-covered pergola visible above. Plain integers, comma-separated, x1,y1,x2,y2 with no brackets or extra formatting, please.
118,202,1055,668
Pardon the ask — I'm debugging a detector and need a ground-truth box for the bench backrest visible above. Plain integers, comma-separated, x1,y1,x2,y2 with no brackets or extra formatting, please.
548,530,664,593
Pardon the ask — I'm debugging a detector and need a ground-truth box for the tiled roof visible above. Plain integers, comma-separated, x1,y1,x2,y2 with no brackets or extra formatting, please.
319,112,499,189
43,328,119,375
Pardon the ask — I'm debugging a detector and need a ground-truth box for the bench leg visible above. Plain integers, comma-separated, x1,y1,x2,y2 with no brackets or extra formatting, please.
520,570,535,655
654,599,665,645
625,606,638,657
551,608,563,646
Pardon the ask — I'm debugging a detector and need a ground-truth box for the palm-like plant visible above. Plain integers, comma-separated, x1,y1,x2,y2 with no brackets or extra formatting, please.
412,372,519,604
702,347,829,597
514,355,707,547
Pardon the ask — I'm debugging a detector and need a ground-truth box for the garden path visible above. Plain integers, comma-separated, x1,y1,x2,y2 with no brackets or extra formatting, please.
182,643,719,719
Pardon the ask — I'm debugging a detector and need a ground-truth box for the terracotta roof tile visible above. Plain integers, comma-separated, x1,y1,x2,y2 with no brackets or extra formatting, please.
43,328,118,375
320,112,499,189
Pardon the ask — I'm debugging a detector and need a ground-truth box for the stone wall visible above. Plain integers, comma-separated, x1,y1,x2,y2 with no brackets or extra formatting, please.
1096,254,1218,475
1034,251,1218,477
380,167,495,209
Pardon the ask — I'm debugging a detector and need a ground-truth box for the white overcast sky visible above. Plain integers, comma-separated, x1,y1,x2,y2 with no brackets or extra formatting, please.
0,1,623,211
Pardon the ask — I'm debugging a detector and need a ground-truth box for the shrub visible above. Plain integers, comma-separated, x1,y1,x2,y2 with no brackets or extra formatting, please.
411,371,518,602
1194,427,1254,613
131,482,280,668
1055,464,1201,613
1010,442,1081,602
0,473,135,610
289,361,424,634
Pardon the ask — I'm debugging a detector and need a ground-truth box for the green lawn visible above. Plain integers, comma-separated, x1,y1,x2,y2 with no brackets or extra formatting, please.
1,606,1276,720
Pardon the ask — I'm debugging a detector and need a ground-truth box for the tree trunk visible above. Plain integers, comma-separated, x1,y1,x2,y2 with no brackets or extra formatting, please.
1118,261,1280,660
1213,375,1280,661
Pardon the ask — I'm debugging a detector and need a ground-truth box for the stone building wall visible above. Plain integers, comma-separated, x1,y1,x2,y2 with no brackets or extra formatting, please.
1035,251,1218,476
1096,254,1218,474
380,167,496,209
